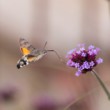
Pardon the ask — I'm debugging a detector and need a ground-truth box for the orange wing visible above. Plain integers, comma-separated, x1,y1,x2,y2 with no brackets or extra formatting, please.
21,47,31,55
19,38,36,55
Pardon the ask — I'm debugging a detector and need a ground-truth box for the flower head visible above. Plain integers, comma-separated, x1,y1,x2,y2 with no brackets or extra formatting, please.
66,44,103,76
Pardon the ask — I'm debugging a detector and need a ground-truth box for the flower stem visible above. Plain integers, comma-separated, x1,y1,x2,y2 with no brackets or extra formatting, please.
91,69,110,100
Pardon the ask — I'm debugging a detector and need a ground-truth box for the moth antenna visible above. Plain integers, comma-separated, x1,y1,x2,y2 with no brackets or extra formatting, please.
47,50,65,64
43,41,47,49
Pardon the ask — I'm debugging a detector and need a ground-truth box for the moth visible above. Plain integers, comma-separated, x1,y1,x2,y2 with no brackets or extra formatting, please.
17,38,61,69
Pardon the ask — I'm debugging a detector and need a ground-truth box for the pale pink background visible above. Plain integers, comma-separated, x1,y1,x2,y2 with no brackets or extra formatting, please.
0,0,110,110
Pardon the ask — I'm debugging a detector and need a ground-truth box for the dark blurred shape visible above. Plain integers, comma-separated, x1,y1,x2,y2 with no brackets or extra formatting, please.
0,86,17,102
32,96,57,110
17,63,20,69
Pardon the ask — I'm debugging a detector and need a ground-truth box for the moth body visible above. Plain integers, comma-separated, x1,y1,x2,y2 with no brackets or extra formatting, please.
17,43,47,69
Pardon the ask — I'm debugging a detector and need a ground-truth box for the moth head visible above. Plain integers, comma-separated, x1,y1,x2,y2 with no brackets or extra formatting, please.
17,56,29,69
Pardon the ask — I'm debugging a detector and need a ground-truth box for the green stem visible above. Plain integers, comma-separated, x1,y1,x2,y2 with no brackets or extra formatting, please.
91,69,110,100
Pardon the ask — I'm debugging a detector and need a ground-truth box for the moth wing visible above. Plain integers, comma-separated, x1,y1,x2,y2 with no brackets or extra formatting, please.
26,54,36,62
19,38,36,55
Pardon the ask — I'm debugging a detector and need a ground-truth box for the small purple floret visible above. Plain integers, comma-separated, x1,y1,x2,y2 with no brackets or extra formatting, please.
80,47,85,51
83,61,90,69
76,50,81,55
67,60,75,67
96,58,103,64
81,52,86,57
88,45,95,50
74,63,80,68
75,70,81,76
89,61,95,67
67,49,76,55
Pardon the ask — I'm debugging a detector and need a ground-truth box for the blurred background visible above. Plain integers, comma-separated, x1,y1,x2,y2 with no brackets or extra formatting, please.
0,0,110,110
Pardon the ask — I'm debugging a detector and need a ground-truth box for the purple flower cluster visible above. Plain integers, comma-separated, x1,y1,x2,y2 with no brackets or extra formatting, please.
66,44,103,76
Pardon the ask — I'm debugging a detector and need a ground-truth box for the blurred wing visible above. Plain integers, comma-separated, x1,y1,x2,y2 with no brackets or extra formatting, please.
27,54,36,62
19,38,36,55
